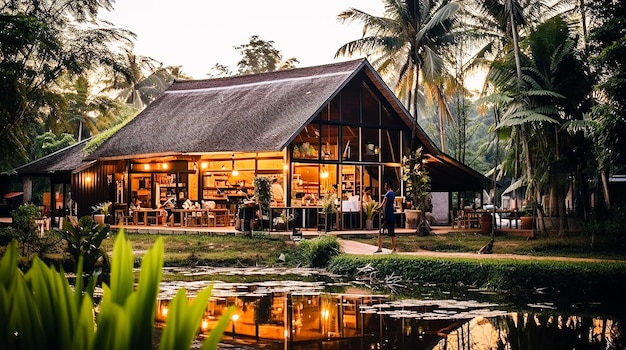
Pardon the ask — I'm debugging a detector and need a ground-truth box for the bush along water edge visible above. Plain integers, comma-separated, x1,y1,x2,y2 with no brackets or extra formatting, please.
327,254,626,306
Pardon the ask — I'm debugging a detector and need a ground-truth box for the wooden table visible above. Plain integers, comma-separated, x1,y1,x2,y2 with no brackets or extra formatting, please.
208,208,230,226
133,208,162,225
458,210,481,228
172,208,216,227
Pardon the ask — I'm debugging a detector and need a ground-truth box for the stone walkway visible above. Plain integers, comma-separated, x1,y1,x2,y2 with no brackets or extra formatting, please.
338,238,625,263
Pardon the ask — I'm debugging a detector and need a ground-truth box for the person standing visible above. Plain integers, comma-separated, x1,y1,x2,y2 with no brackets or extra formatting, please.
375,179,396,253
362,187,373,206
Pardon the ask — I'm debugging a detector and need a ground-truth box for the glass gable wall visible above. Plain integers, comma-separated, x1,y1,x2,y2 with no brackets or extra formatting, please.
289,75,405,229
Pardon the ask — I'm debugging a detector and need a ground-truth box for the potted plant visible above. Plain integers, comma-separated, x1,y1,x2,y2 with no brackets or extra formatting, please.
402,147,431,231
91,201,112,225
362,200,378,230
321,192,338,232
520,201,536,230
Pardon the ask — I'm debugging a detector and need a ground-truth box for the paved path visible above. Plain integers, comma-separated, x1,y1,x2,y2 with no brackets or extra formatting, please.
338,238,626,263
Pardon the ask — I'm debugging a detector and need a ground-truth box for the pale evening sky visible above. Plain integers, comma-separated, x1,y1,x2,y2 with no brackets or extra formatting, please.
100,0,384,79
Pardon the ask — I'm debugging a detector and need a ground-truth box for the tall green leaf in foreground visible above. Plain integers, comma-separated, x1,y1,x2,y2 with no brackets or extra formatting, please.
0,230,229,349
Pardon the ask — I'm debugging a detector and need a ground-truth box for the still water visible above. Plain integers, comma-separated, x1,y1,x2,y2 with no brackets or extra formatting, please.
156,266,625,350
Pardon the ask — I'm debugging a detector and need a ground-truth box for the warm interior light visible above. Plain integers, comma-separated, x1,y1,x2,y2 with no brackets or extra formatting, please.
201,319,209,331
320,169,329,179
231,314,240,322
231,154,238,176
162,163,168,169
85,176,92,183
201,162,208,169
161,307,168,317
144,164,150,170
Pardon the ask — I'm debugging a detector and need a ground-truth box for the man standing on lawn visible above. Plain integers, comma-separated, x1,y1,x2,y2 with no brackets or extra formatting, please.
375,178,396,253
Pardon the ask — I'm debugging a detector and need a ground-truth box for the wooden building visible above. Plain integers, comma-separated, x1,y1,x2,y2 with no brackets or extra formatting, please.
15,59,490,230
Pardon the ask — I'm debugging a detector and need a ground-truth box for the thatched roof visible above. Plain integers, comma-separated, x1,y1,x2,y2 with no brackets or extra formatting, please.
14,139,92,176
89,59,379,160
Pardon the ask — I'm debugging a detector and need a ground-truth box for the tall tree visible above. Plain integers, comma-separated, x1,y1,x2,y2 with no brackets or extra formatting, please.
102,54,187,111
587,0,626,209
335,0,461,151
235,35,299,75
489,16,593,235
0,0,135,171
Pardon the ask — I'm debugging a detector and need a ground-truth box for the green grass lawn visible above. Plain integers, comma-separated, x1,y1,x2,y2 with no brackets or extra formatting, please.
101,230,626,267
352,231,626,259
101,232,293,267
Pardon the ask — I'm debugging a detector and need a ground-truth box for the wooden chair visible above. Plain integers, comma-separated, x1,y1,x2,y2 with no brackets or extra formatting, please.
115,209,132,225
449,210,459,229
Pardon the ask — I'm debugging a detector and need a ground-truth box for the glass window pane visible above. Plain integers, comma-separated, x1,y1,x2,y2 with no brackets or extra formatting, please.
292,124,320,160
362,83,379,126
341,125,359,162
292,163,320,203
381,129,401,163
329,97,340,121
363,165,381,202
381,105,403,128
341,79,360,123
321,125,338,161
362,128,380,162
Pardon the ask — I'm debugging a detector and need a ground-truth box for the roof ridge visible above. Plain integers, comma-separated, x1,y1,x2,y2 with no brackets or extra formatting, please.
166,71,354,94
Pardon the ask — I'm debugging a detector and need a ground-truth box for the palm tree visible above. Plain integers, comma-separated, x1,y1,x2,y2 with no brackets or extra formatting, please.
0,2,136,171
488,16,593,235
335,0,462,151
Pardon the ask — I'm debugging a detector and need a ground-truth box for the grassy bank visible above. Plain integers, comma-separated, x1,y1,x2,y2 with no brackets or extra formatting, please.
352,231,626,259
327,253,626,294
100,232,292,267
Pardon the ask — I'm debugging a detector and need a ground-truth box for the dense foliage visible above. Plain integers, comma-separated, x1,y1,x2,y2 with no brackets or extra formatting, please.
56,215,110,275
0,232,232,349
292,235,341,268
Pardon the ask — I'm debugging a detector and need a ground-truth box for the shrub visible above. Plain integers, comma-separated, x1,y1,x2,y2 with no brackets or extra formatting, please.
9,204,40,255
3,204,61,261
295,235,340,268
56,215,110,275
0,231,233,350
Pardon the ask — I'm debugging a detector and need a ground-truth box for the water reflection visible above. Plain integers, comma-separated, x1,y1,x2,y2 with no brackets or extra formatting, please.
154,278,625,350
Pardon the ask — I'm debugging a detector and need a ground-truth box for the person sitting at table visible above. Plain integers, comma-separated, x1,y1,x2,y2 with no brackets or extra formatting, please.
177,191,192,209
161,197,175,226
128,197,142,225
271,178,284,206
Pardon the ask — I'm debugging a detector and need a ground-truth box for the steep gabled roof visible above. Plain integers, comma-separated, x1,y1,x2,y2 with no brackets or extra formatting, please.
89,59,376,160
14,139,92,176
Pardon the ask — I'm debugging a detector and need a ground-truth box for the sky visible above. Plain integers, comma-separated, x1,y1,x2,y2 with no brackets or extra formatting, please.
100,0,385,79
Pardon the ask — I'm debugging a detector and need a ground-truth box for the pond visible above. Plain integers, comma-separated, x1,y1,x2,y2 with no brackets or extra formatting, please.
155,266,625,350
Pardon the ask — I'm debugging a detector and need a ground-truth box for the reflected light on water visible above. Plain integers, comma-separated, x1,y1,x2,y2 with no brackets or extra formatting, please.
150,274,624,350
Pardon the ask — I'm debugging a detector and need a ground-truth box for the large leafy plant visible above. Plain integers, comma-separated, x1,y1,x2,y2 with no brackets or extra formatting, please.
91,201,112,216
402,147,431,210
0,231,233,350
253,176,272,214
56,215,110,274
363,201,379,220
